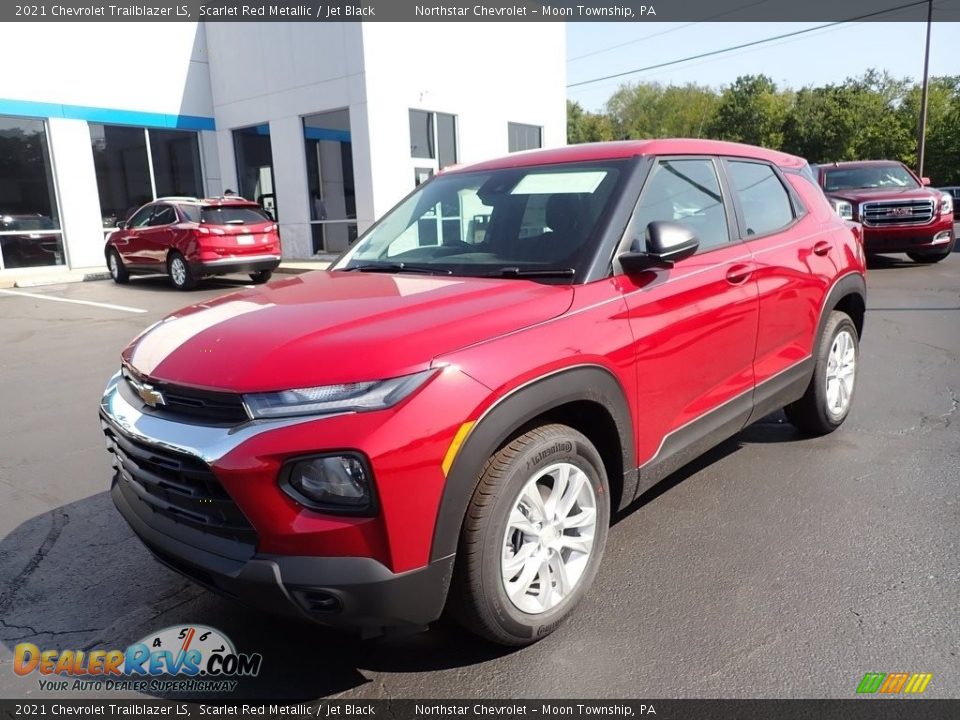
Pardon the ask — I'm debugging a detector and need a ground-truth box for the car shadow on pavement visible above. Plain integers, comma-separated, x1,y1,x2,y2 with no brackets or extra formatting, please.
614,411,802,524
0,492,510,700
120,275,256,294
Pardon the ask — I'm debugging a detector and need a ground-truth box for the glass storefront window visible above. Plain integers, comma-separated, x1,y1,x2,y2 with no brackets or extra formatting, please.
149,130,203,199
303,109,358,253
233,125,276,217
0,116,64,269
90,125,203,231
90,125,152,229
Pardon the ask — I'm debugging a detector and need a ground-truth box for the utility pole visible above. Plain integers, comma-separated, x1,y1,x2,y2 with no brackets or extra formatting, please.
916,0,933,178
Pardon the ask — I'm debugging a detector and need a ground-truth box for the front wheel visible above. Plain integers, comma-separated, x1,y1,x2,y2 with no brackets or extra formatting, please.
168,252,197,290
107,249,129,284
785,310,859,436
449,424,610,645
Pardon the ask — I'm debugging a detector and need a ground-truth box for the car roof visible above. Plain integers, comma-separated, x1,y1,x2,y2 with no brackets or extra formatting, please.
443,139,808,174
155,196,261,208
820,160,905,169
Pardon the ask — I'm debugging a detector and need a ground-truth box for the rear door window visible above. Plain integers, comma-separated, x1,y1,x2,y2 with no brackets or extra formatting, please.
727,161,795,237
148,205,177,226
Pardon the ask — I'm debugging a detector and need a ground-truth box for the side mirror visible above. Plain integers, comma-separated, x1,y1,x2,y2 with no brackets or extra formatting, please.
921,177,932,186
618,221,699,273
115,220,127,229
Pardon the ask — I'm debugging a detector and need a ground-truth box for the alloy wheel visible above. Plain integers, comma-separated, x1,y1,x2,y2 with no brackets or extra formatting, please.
825,329,856,416
501,462,597,615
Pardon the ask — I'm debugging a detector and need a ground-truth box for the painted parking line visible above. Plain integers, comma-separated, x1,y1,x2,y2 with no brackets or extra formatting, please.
0,289,148,314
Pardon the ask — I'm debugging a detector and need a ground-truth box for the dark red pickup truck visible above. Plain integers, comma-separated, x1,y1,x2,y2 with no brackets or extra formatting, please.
814,160,954,263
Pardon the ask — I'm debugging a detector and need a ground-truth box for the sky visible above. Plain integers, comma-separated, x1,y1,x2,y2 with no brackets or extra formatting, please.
566,21,960,111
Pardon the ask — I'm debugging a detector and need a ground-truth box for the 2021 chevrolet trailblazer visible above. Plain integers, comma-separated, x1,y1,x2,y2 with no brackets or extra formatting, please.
101,140,866,645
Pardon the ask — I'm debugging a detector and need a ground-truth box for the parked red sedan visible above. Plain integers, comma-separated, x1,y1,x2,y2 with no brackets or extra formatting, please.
105,197,282,289
101,140,866,645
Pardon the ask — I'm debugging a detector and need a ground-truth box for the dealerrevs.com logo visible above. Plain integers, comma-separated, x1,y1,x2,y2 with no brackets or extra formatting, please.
13,625,262,693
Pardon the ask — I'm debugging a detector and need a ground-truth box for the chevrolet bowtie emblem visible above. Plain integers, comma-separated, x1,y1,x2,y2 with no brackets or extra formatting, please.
130,378,165,408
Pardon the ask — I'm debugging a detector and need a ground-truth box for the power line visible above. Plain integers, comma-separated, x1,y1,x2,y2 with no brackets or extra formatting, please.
567,0,930,89
568,0,775,63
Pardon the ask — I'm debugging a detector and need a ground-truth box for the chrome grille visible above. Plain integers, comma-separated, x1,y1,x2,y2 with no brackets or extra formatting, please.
860,199,935,227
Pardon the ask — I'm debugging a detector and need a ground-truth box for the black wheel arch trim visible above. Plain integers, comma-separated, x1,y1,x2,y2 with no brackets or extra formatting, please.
818,271,867,341
430,365,635,562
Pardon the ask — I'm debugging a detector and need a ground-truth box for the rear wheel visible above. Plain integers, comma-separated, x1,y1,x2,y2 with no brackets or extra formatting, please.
249,270,273,284
106,249,129,284
785,310,858,436
168,252,197,290
449,424,609,645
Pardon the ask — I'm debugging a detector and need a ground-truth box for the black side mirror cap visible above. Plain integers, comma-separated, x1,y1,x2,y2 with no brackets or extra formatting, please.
116,221,127,229
618,221,700,273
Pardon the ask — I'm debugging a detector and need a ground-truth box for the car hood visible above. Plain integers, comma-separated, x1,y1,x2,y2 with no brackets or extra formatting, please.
123,271,574,393
824,186,938,204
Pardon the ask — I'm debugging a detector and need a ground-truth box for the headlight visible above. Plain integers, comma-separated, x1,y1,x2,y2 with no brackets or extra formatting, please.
941,194,953,216
281,454,373,512
830,199,854,220
243,369,436,419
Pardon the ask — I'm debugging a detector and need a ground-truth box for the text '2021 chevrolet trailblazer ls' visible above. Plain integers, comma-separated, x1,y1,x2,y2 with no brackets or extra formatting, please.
101,140,866,645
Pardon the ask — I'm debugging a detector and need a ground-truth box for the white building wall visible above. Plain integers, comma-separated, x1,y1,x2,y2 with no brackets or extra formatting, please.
1,23,213,119
360,23,567,218
46,118,104,270
204,22,369,257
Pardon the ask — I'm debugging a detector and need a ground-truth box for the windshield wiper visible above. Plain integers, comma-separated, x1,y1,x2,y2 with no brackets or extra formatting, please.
485,267,576,278
343,263,453,275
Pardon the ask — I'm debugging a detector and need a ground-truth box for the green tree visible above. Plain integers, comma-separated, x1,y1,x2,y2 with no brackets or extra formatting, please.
567,100,617,144
606,81,719,139
707,75,790,148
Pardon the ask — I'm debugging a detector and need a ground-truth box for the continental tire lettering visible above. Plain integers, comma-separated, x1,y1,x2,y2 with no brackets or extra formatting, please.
526,442,573,470
536,618,565,637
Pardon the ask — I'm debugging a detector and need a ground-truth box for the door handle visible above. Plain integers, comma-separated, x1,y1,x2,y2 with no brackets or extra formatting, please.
813,240,832,256
725,263,753,286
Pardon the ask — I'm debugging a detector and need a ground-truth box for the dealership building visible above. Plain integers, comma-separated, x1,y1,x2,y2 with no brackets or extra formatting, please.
0,22,565,276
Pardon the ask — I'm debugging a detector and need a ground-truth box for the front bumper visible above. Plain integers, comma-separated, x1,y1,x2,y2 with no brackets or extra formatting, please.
111,476,453,631
861,219,954,253
193,253,281,276
100,373,455,632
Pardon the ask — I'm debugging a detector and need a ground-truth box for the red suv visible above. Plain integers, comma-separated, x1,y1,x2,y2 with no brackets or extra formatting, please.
101,140,866,645
105,197,282,289
814,160,954,263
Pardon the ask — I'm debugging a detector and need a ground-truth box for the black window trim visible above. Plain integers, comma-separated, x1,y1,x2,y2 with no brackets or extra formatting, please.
719,157,805,242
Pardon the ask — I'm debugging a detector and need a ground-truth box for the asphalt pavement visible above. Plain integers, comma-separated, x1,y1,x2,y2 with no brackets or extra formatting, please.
0,252,957,700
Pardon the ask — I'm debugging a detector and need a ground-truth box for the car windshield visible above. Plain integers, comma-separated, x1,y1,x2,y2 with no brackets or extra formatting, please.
335,161,626,280
822,165,919,192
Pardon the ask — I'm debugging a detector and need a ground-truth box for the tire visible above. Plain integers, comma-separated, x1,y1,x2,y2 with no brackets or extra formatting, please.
907,235,955,264
449,424,610,646
249,270,273,284
785,310,859,436
106,249,129,284
168,252,197,290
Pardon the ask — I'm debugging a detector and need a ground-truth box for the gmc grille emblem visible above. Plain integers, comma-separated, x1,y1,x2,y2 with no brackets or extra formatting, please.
891,207,911,216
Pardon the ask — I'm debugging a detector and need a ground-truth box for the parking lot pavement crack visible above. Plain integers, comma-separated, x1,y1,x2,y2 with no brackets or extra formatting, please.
941,387,958,428
0,509,68,618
